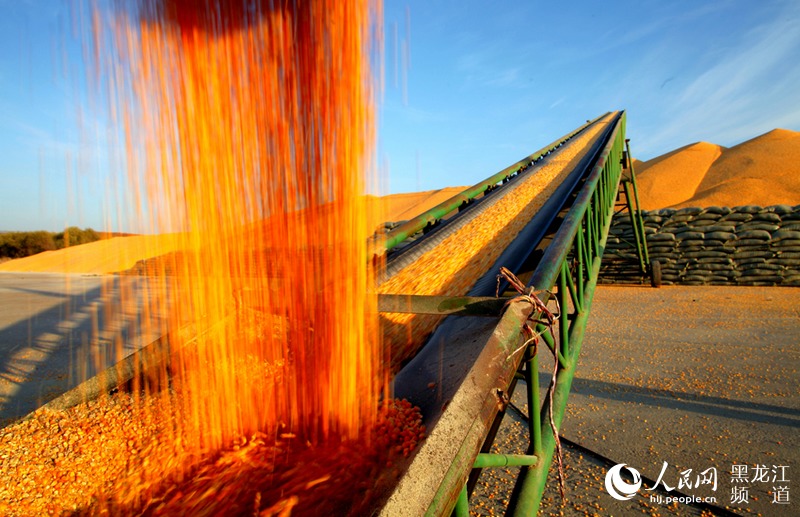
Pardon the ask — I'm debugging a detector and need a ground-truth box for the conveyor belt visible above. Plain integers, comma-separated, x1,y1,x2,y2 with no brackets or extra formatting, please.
377,113,619,372
391,113,619,429
383,114,612,280
378,110,628,516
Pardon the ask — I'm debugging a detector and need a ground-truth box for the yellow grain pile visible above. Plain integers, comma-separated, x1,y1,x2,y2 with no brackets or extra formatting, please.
0,392,424,516
378,113,614,368
683,128,800,208
636,128,800,209
372,187,468,223
0,190,465,275
0,394,187,516
0,235,189,275
635,142,723,209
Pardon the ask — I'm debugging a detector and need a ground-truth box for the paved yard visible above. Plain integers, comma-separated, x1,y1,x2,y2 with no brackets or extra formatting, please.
473,285,799,516
0,272,172,423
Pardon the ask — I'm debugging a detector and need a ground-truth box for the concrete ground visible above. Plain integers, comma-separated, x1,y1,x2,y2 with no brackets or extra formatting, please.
471,285,799,516
0,272,172,424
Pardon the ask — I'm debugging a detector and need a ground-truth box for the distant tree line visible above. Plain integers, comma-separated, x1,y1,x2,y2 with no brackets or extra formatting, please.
0,227,101,260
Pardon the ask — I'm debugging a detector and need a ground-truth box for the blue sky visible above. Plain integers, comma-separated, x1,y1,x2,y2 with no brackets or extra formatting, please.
2,0,799,231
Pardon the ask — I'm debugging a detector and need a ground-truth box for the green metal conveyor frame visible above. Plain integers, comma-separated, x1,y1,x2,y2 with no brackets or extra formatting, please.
503,111,628,515
379,111,641,516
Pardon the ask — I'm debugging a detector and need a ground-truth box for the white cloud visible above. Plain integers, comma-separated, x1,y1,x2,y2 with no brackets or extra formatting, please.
382,101,447,124
641,0,800,155
454,45,527,90
549,96,566,109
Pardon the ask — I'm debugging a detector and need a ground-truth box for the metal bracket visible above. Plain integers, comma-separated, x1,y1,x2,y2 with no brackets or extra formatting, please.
377,291,554,317
377,294,510,317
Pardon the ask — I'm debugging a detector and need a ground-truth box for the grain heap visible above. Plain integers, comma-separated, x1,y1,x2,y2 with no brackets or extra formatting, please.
0,189,467,276
634,142,723,210
0,392,424,515
378,114,613,369
635,128,800,209
372,187,468,224
0,394,184,515
687,128,800,208
0,234,189,274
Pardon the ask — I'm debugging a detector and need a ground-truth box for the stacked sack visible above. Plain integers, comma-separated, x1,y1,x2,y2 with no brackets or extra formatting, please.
600,205,800,285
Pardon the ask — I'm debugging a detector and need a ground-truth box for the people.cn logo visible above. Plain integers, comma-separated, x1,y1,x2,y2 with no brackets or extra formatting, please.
604,463,642,500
